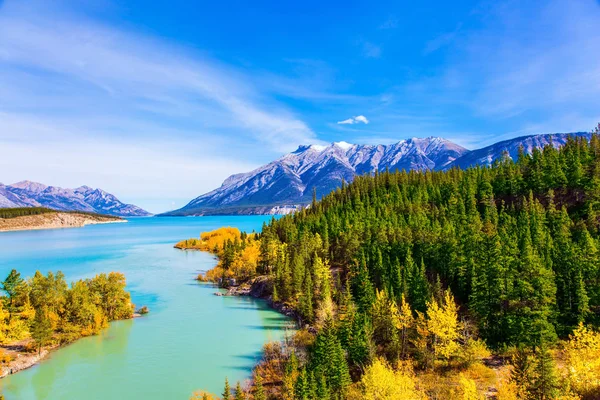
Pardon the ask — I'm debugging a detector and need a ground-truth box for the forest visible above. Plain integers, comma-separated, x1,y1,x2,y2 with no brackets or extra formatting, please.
185,128,600,399
0,270,134,368
0,207,58,219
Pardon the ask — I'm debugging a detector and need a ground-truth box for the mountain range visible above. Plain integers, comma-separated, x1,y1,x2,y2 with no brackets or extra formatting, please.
164,132,591,216
0,181,151,217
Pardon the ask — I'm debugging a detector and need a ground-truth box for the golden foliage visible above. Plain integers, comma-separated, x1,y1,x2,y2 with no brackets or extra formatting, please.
562,323,600,397
360,358,425,400
200,227,244,252
230,241,260,280
414,290,461,368
178,227,261,284
495,367,521,400
460,339,492,367
453,374,484,400
190,390,219,400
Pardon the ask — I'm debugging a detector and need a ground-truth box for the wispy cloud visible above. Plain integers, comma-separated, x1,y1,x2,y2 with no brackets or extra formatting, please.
0,0,325,212
0,0,318,154
381,0,600,146
337,115,369,125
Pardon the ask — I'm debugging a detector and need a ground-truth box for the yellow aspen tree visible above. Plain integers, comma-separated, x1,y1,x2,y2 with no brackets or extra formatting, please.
563,323,600,396
0,301,9,344
455,374,484,400
426,290,460,365
396,294,414,359
496,368,520,400
360,358,425,400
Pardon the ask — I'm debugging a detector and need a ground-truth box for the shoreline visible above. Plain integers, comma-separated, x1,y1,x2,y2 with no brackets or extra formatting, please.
0,213,126,233
216,277,299,320
0,313,144,379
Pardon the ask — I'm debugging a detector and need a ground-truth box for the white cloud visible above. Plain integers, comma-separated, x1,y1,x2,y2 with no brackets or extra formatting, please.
337,115,369,125
354,115,369,124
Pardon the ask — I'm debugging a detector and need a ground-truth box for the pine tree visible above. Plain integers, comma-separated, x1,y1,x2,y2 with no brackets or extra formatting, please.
407,253,428,313
311,320,350,396
511,346,533,398
352,255,375,313
31,306,53,355
222,377,231,400
316,374,330,400
253,374,266,400
531,342,558,400
234,381,245,400
295,368,309,400
299,268,314,323
470,221,505,345
282,352,299,400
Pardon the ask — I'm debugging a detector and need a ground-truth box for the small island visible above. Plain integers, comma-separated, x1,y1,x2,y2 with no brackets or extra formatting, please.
0,207,125,233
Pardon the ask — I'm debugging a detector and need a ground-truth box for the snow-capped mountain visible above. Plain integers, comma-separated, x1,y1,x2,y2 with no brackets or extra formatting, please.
0,181,151,217
164,137,467,215
165,132,593,216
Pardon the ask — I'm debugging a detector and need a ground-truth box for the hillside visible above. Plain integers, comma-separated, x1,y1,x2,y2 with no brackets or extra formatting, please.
0,181,151,217
188,131,600,399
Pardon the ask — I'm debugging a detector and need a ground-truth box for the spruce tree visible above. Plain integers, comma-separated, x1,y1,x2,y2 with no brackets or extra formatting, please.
531,342,559,400
31,306,53,356
234,381,245,400
222,377,231,400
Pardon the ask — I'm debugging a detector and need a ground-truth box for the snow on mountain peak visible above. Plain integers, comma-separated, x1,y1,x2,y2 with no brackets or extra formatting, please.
333,141,354,150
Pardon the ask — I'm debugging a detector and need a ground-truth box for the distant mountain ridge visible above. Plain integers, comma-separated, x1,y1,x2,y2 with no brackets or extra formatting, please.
447,132,590,171
164,131,591,216
0,181,151,217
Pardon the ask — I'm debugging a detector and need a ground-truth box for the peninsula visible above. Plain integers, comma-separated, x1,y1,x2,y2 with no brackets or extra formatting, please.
0,207,125,232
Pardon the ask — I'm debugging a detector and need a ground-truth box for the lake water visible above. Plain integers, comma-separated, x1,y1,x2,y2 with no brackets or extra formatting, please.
0,216,291,399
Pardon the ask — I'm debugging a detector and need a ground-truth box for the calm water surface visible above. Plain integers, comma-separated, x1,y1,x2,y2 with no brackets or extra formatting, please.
0,216,290,399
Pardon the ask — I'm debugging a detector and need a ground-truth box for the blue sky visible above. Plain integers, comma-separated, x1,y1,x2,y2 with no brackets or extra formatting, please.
0,0,599,213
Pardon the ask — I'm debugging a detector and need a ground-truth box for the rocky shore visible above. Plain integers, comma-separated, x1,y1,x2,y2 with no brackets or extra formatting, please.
0,212,125,232
215,276,299,320
0,342,52,378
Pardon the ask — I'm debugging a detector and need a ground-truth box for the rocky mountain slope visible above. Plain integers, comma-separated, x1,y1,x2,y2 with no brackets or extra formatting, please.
165,132,591,216
0,181,151,216
164,137,467,215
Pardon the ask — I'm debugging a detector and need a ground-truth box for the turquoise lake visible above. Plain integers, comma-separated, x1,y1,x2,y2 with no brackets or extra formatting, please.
0,216,291,399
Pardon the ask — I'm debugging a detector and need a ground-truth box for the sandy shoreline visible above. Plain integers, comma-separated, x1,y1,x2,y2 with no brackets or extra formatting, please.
0,313,143,379
0,212,126,232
